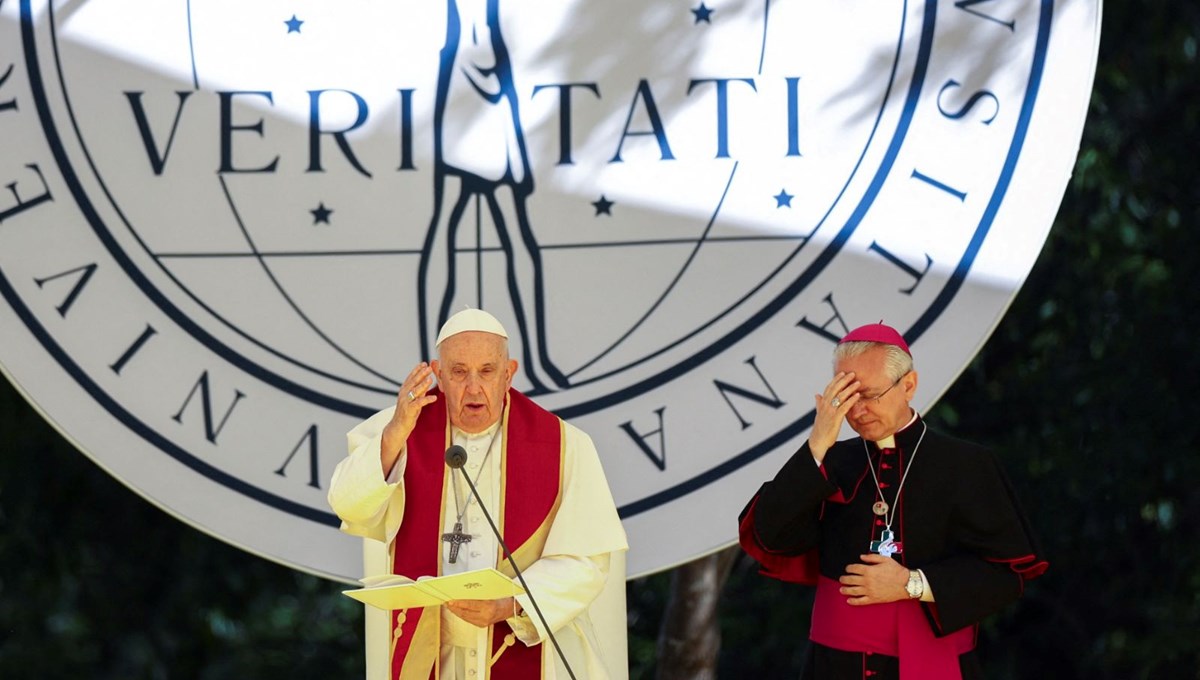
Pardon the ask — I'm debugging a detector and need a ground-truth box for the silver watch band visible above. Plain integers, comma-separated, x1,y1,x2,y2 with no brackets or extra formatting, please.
906,570,924,599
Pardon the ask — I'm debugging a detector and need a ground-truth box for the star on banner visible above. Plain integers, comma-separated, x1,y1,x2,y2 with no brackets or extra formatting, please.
774,189,794,208
285,15,304,34
592,195,614,216
691,3,714,24
310,202,333,225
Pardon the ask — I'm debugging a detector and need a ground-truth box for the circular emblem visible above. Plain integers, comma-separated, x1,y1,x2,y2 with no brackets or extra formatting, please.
0,0,1099,579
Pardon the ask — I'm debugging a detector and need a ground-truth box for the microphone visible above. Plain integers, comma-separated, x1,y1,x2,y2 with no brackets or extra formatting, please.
445,444,468,469
443,445,577,680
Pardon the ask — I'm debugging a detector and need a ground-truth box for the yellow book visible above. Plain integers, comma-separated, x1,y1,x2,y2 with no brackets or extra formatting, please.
342,568,525,611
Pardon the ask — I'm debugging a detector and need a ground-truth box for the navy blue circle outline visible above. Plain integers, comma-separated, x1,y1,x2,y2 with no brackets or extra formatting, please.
58,2,909,410
14,0,344,527
19,2,375,420
616,0,1057,518
7,0,1058,524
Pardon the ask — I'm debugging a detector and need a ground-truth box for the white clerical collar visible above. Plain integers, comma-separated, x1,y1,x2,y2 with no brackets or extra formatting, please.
873,410,919,449
452,419,502,442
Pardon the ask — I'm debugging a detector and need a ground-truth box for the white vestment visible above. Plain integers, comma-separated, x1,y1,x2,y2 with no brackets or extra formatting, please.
329,405,629,680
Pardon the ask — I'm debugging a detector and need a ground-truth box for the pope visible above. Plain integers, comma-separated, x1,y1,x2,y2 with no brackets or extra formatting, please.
329,308,628,680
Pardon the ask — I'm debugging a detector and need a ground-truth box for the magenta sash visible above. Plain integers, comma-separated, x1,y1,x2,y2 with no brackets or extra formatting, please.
810,576,975,679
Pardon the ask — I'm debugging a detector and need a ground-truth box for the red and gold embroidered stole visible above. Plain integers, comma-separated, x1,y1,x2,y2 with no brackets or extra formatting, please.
389,388,564,680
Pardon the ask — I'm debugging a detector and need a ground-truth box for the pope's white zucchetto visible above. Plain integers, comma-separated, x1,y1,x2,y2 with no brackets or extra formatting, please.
435,308,509,347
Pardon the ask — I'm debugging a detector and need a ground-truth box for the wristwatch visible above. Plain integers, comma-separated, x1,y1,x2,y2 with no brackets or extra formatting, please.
905,570,924,599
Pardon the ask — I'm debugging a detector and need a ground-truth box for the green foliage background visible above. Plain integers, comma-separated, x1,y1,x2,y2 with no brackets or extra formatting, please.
3,3,1198,678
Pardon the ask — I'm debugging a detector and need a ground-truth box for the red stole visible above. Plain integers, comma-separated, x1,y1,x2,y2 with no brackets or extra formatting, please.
389,388,564,680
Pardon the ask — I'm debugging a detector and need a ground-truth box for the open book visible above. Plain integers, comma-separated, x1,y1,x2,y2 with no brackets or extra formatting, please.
342,568,526,611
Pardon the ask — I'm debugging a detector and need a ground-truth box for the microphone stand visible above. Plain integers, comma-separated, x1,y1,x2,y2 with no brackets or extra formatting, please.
450,463,578,680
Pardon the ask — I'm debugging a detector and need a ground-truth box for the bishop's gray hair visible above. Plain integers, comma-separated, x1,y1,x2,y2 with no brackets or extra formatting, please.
833,341,913,381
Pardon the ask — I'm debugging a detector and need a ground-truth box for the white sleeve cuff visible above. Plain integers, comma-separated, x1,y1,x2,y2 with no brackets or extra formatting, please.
917,568,935,602
506,609,539,644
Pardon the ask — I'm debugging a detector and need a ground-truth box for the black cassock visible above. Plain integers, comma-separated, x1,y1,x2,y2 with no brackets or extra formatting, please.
739,416,1047,680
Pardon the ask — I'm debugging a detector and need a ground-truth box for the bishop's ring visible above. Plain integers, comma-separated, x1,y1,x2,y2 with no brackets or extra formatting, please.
407,391,416,401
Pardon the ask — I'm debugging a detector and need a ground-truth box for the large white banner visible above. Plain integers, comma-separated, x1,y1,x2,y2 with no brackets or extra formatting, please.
0,0,1100,580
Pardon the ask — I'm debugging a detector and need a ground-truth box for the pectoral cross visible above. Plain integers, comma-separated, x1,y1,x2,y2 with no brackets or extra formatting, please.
441,522,472,564
869,529,903,558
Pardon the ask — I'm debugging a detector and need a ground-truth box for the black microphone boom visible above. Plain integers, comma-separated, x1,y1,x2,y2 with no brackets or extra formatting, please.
443,445,578,680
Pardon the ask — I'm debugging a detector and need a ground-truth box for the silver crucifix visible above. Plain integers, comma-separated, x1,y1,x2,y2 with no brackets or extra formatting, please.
869,529,903,558
441,522,473,564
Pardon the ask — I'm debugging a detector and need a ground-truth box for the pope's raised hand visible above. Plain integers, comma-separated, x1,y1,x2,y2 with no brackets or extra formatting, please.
379,362,437,475
809,371,860,463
